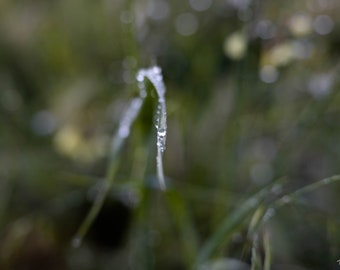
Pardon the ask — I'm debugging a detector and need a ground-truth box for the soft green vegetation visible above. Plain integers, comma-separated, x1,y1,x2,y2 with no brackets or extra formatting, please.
1,0,340,269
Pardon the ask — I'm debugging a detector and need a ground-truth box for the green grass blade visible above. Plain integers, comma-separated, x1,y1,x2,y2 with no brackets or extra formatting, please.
275,174,340,208
250,232,262,270
263,228,272,270
130,187,155,270
165,189,199,268
245,175,340,270
72,97,144,247
196,183,278,266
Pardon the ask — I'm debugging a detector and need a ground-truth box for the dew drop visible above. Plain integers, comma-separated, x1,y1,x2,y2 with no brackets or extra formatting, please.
136,66,167,189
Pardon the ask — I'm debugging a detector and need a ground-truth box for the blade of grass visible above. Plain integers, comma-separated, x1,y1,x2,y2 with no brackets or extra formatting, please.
72,65,168,247
253,175,340,231
165,189,199,268
131,186,155,270
72,97,144,247
196,182,282,266
254,174,340,231
71,160,120,248
248,205,265,236
244,175,340,270
263,228,272,270
275,174,340,208
250,232,262,270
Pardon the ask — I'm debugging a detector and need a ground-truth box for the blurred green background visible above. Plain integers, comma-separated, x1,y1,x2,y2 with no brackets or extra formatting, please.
1,0,340,269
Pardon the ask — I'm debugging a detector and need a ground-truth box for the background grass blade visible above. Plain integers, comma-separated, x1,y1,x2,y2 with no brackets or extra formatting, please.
276,174,340,208
196,183,278,266
72,97,144,247
165,189,199,268
250,232,262,270
263,228,272,270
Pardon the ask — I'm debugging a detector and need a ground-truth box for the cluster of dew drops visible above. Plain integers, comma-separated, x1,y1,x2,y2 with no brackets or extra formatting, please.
136,66,167,154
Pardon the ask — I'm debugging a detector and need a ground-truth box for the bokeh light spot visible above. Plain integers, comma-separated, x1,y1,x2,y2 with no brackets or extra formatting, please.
147,0,170,21
313,15,334,35
288,14,312,37
259,65,279,83
223,31,247,60
175,13,199,36
31,110,57,136
189,0,212,12
308,73,333,99
255,20,276,40
269,42,295,66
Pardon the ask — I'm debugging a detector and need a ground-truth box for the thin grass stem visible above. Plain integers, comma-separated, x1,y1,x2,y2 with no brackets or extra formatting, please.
196,183,278,266
263,228,272,270
72,97,144,247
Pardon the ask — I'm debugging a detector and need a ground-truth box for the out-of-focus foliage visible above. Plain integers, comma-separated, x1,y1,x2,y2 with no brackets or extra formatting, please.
1,0,340,269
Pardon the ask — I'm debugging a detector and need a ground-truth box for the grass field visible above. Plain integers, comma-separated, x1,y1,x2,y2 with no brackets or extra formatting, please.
0,0,340,269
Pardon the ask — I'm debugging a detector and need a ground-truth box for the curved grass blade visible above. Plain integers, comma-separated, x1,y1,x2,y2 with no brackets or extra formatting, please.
196,182,282,266
72,96,144,247
250,232,262,270
72,66,168,247
275,174,340,208
263,228,272,270
137,66,167,190
246,174,340,268
257,174,340,229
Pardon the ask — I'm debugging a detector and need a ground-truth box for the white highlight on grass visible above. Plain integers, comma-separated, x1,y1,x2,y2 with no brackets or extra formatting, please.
136,66,167,190
111,66,168,188
110,97,144,160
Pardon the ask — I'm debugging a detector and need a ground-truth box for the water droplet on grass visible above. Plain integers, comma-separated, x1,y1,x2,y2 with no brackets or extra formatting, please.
136,66,167,189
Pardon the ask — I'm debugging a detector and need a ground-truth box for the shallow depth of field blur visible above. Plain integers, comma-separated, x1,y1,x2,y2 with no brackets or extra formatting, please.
1,0,340,269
